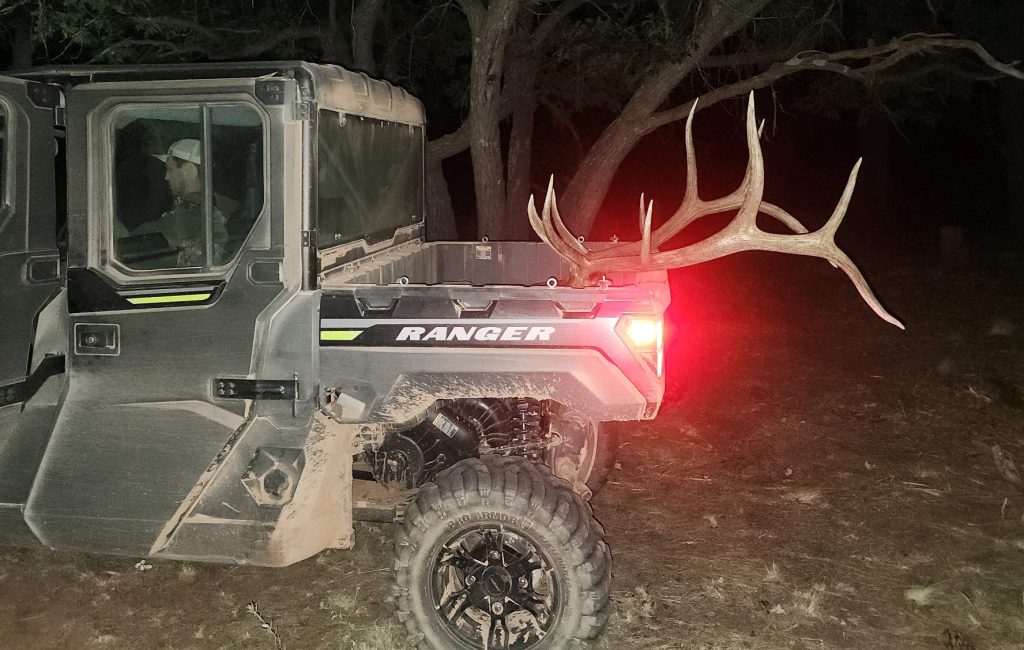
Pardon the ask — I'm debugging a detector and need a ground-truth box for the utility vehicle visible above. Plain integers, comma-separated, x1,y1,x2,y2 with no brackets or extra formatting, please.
0,62,670,649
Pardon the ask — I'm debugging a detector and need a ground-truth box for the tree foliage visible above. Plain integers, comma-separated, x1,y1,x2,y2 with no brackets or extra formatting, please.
2,0,1022,239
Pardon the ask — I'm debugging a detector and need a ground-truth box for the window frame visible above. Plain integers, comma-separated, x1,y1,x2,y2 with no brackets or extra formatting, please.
0,96,11,212
314,108,425,253
99,97,270,281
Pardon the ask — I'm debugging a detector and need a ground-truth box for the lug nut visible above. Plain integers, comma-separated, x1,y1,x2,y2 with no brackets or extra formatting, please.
491,602,504,615
466,575,476,585
518,577,529,588
488,551,501,561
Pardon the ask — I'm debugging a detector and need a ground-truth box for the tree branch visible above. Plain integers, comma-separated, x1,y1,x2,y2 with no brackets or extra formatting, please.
787,34,1024,81
647,33,1024,133
427,122,472,163
531,0,587,48
96,39,213,60
455,0,486,31
560,0,772,233
215,26,324,60
130,16,221,41
700,48,798,68
0,1,30,19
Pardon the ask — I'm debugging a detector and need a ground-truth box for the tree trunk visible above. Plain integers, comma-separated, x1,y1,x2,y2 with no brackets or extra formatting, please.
321,0,352,65
352,0,384,75
560,67,685,235
425,125,473,239
425,159,459,240
503,24,539,240
459,0,522,240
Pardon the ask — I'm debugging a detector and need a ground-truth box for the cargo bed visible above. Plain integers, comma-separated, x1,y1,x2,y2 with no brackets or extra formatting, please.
319,240,658,290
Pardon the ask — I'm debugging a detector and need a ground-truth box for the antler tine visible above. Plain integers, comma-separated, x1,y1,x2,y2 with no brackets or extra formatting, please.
755,155,903,327
733,92,766,234
640,195,653,265
528,177,589,275
649,100,700,244
650,94,801,246
527,193,553,246
528,177,560,248
683,100,699,205
812,158,865,271
545,177,589,257
760,204,810,234
812,161,904,329
728,98,900,327
821,158,861,240
638,193,646,234
821,246,905,329
538,175,561,245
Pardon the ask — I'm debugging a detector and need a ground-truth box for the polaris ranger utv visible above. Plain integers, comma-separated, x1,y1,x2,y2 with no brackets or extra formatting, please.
0,62,669,648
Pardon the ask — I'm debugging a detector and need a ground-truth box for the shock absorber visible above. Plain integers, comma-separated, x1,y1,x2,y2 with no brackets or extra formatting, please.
509,398,545,460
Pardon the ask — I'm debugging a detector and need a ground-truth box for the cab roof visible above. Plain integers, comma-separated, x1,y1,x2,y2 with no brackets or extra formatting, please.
12,60,425,126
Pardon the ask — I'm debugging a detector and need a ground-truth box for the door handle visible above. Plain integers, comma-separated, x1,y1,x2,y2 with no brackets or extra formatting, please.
74,323,120,356
26,255,60,283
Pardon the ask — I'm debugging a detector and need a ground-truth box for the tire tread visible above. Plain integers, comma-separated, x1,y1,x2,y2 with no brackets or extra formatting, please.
394,456,612,649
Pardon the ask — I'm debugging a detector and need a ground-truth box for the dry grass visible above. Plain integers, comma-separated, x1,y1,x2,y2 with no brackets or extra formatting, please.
4,264,1024,649
347,622,409,650
320,585,367,620
177,563,197,583
792,583,827,618
780,487,829,507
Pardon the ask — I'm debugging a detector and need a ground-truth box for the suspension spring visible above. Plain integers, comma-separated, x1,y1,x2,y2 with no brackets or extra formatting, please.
509,398,546,460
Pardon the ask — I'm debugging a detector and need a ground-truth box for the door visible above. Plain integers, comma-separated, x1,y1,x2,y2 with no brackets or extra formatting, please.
24,79,305,555
0,77,64,546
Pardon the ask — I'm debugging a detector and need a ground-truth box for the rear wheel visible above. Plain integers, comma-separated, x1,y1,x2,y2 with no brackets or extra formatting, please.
394,456,611,649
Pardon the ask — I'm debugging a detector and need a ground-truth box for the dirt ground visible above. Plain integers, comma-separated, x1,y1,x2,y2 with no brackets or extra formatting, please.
2,251,1024,650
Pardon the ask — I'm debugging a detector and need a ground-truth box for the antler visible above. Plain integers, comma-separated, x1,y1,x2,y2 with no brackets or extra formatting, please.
528,92,904,329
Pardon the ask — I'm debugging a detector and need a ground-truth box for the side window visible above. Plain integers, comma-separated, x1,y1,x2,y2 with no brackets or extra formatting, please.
316,110,423,249
111,104,264,272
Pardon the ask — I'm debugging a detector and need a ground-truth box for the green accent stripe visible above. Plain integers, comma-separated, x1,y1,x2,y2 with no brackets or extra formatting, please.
320,329,363,342
126,293,212,305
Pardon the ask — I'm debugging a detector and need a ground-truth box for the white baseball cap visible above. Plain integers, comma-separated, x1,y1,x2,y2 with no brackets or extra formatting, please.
155,138,202,165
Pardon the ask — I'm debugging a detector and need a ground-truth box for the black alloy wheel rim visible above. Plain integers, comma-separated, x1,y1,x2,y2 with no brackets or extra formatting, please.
430,525,561,649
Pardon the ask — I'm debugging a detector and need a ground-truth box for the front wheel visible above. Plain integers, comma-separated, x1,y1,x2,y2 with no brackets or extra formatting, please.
393,456,612,649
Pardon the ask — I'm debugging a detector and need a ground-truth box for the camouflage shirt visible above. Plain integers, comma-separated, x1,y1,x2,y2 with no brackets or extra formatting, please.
134,192,229,267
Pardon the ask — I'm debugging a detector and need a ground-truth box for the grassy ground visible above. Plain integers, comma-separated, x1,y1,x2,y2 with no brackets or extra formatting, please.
1,254,1023,649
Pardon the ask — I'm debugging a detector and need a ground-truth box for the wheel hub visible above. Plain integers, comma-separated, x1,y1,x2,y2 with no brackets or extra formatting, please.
481,566,513,598
432,525,558,649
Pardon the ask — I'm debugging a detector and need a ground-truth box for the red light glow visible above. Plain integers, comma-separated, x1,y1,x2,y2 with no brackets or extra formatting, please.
626,318,661,348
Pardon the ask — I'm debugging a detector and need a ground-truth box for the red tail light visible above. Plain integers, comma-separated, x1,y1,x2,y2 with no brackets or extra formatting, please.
616,315,664,377
625,319,660,347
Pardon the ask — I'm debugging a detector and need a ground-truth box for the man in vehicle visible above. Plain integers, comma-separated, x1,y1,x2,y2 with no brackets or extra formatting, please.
129,138,228,267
